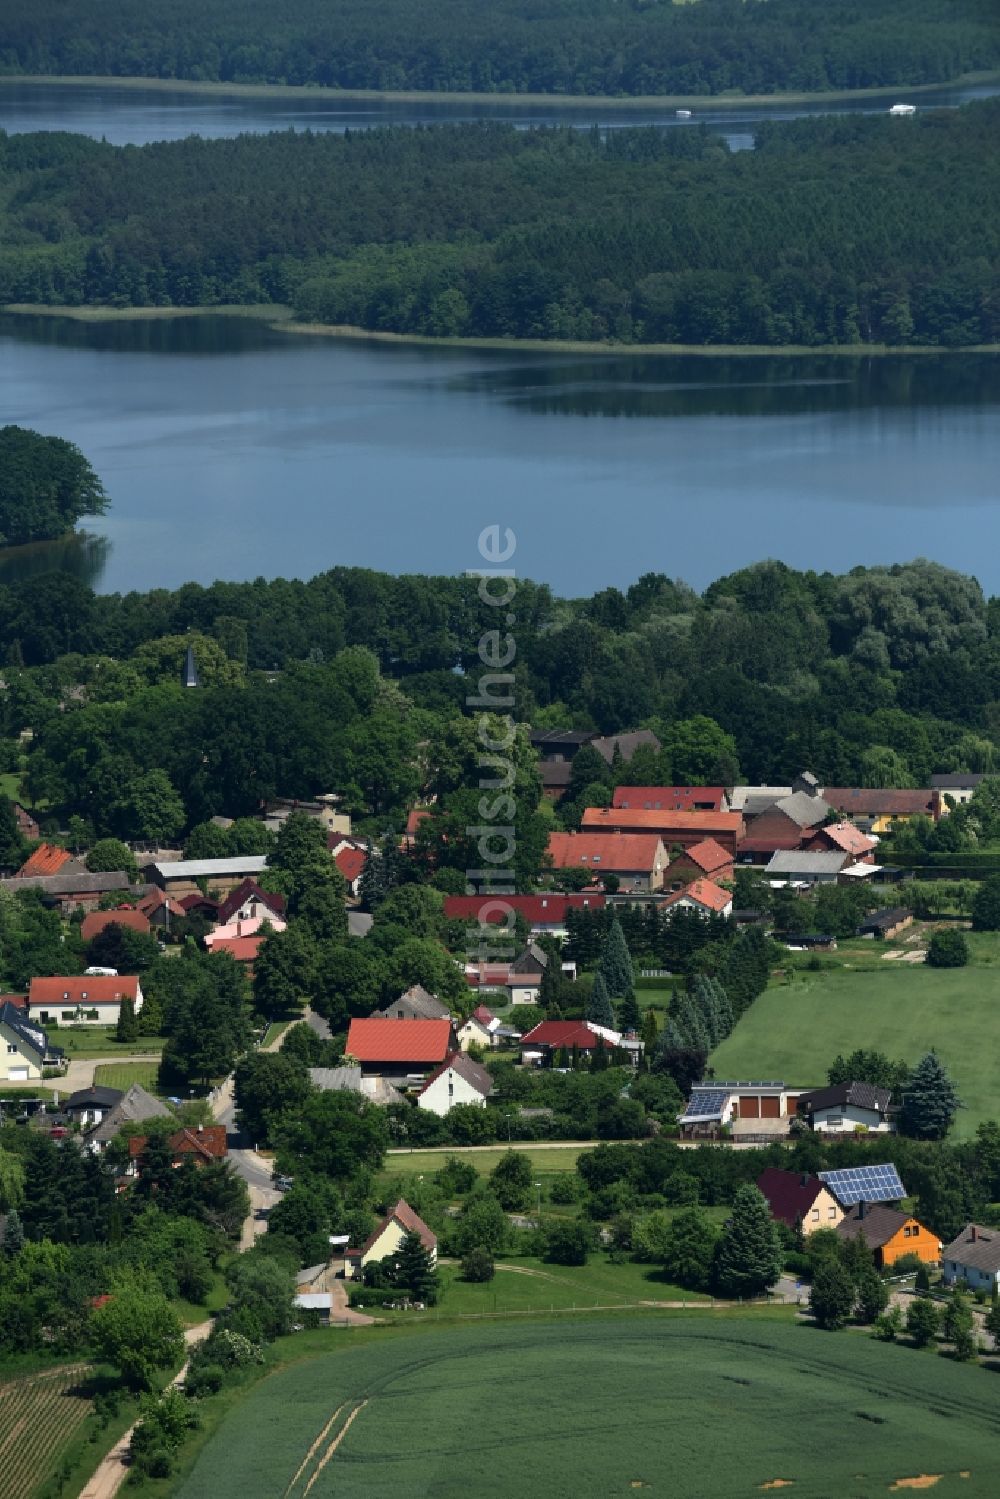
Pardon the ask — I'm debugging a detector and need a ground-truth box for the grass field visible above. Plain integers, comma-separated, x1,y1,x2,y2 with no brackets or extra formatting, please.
174,1314,1000,1499
711,961,1000,1138
381,1144,595,1182
93,1060,161,1092
0,1363,93,1499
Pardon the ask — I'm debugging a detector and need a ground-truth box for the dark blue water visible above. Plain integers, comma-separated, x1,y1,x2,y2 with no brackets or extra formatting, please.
1,312,996,596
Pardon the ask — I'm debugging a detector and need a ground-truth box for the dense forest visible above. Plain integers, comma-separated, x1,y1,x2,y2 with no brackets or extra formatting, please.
1,104,998,347
1,557,999,843
0,0,996,97
0,425,108,546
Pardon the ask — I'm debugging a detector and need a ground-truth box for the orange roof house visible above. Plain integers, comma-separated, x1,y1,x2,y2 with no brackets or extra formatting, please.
80,908,152,943
128,1125,228,1170
659,879,733,917
664,837,735,885
836,1203,941,1268
580,807,743,856
17,843,73,879
545,832,668,892
613,786,728,813
345,1018,453,1077
805,821,878,862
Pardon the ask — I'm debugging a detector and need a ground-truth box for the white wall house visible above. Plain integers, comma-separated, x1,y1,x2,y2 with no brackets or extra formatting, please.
27,976,144,1027
0,1001,50,1083
417,1052,492,1116
797,1081,893,1134
941,1224,1000,1292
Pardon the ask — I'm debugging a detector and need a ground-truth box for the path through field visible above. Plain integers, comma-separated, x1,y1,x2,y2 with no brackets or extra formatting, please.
78,1322,212,1499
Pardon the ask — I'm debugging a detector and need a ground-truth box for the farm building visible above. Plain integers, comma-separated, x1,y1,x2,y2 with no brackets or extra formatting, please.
857,908,913,940
677,1080,806,1140
344,1018,455,1085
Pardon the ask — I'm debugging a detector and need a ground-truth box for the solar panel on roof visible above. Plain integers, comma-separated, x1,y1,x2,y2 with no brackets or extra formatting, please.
683,1087,729,1120
818,1164,904,1206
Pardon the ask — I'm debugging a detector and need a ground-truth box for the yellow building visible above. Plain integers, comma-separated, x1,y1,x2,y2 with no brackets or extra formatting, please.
345,1198,437,1279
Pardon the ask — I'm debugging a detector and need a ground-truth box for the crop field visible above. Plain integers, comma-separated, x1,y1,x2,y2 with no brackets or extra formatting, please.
0,1363,92,1499
711,962,1000,1139
175,1315,1000,1499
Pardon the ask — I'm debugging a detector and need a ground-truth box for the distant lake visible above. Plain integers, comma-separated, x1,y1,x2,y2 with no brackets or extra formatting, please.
0,78,997,151
0,312,997,597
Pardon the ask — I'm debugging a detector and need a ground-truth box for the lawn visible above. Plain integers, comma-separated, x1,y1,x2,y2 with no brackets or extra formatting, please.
53,1027,166,1059
711,960,1000,1138
174,1314,1000,1499
93,1060,161,1092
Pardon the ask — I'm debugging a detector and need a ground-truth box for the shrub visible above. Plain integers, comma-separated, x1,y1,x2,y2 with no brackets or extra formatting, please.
543,1218,594,1266
460,1246,496,1282
925,929,968,968
184,1364,224,1398
548,1173,580,1205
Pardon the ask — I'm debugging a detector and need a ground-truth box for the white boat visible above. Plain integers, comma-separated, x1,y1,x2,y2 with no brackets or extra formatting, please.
888,103,916,115
676,108,693,119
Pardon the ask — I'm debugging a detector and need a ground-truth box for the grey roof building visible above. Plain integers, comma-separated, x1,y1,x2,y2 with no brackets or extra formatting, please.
308,1066,403,1106
764,850,848,883
372,985,452,1022
85,1082,171,1149
942,1224,1000,1288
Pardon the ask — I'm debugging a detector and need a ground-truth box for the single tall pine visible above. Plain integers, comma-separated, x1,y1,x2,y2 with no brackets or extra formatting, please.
587,971,616,1029
395,1230,440,1305
713,1184,783,1298
900,1051,962,1139
599,916,635,998
115,997,139,1043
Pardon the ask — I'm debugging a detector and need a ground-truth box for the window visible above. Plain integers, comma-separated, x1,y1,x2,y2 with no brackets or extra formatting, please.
903,1227,911,1238
911,1225,919,1236
810,1209,819,1222
62,1010,75,1021
6,1044,16,1055
828,1208,837,1219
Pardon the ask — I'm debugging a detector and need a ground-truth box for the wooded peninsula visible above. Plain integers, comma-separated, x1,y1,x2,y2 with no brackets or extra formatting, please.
0,0,996,97
1,102,998,348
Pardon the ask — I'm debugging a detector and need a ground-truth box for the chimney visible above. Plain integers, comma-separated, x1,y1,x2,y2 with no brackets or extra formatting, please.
971,1224,977,1241
197,1123,204,1134
801,1174,809,1187
859,1200,867,1220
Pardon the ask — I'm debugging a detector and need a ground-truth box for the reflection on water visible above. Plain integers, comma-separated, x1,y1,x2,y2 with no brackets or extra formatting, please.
0,532,112,589
444,352,1000,419
0,311,287,357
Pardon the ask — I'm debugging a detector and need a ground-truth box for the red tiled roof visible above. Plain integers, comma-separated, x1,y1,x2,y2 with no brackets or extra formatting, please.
17,843,73,878
29,976,140,1006
210,936,262,962
139,892,190,917
581,808,742,836
80,908,151,943
613,786,726,812
334,846,366,883
546,832,664,873
519,1020,611,1051
345,1017,452,1065
405,808,432,837
472,1005,496,1023
813,821,878,857
737,835,806,854
756,1169,827,1229
444,893,606,925
673,838,733,874
129,1126,227,1163
660,878,732,914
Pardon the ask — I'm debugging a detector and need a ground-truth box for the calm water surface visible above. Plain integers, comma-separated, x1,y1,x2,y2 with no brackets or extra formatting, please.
0,313,997,595
0,79,996,150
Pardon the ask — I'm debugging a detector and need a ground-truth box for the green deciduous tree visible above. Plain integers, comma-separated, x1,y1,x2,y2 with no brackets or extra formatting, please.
809,1259,856,1330
0,426,108,545
90,1280,184,1390
906,1296,940,1348
925,929,968,968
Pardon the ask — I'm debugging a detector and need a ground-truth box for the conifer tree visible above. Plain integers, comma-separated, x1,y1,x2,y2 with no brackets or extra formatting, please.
713,1185,783,1299
599,916,635,998
2,1207,24,1257
115,997,139,1043
900,1051,962,1140
587,971,615,1029
395,1230,440,1305
641,1008,659,1055
618,987,641,1034
358,841,386,911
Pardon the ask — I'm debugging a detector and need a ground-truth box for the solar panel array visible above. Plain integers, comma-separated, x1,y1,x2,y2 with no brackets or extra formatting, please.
683,1087,729,1120
819,1164,904,1206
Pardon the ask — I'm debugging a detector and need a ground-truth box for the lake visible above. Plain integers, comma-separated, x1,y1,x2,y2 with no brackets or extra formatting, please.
1,312,997,597
0,78,997,151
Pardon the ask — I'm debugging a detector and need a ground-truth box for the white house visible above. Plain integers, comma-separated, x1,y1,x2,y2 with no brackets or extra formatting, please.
0,1001,57,1082
796,1080,893,1133
417,1051,493,1116
941,1224,1000,1292
27,976,144,1027
457,1006,496,1051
